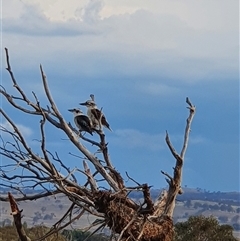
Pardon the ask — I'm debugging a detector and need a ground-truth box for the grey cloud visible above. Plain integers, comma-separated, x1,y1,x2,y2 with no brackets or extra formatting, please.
80,0,104,23
2,4,238,84
3,18,103,37
3,2,105,36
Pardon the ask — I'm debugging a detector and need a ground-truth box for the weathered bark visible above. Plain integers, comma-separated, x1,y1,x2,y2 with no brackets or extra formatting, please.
0,48,195,241
8,192,31,241
162,97,196,218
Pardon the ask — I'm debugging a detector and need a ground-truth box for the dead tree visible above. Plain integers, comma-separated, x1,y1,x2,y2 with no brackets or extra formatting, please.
0,48,196,241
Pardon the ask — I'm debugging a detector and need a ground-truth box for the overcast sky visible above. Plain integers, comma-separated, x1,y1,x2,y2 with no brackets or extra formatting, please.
1,0,239,192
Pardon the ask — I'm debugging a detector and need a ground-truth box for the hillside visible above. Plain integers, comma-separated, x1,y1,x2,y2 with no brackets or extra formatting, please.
1,187,239,238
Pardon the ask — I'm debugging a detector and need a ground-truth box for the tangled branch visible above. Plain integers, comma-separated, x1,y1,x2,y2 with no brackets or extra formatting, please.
1,48,195,241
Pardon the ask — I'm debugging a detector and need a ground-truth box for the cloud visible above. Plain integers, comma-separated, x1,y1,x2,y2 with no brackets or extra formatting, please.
2,1,105,36
2,1,238,106
1,121,33,138
2,2,237,83
167,134,207,145
79,0,104,23
111,129,165,151
3,15,102,37
139,82,180,96
189,136,206,145
17,124,33,137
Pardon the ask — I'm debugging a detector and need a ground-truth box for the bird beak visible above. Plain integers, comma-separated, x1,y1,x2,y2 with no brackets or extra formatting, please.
79,102,87,106
68,109,74,112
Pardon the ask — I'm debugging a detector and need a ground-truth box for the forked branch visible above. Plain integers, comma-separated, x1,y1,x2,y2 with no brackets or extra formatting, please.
160,97,196,217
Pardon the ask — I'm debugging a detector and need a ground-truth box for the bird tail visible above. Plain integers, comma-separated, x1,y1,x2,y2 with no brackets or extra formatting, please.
107,126,112,132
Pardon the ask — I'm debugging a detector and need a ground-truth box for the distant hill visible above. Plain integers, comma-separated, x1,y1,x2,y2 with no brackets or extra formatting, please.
1,187,239,236
129,187,240,204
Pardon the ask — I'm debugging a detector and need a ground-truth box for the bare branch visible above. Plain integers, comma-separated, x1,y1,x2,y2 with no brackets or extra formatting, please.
5,48,30,104
165,131,183,165
8,192,31,241
180,97,196,158
0,190,60,202
83,160,98,191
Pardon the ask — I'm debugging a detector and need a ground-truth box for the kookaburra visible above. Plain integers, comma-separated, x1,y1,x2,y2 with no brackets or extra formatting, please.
80,95,112,131
68,108,93,135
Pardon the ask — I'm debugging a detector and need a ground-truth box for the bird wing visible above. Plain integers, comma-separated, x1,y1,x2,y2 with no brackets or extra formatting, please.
92,109,111,130
101,115,111,130
91,108,101,121
75,116,93,135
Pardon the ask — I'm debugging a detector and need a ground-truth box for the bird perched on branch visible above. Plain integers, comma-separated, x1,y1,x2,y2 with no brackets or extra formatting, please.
80,94,112,131
68,108,93,135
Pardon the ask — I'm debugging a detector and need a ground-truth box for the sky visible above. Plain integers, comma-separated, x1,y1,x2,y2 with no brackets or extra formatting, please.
0,0,239,192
